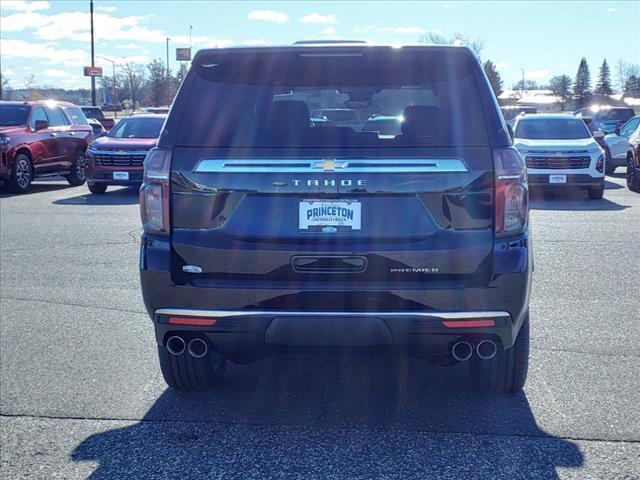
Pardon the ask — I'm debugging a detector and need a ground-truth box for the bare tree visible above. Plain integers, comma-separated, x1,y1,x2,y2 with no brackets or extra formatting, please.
418,32,484,59
120,62,146,110
145,59,169,107
615,59,627,93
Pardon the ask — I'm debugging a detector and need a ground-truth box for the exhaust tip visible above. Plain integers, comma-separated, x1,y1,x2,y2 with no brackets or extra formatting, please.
166,335,186,356
452,341,473,362
188,338,208,359
476,340,498,360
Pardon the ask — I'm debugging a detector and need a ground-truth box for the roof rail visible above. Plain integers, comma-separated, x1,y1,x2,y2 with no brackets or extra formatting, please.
293,40,370,45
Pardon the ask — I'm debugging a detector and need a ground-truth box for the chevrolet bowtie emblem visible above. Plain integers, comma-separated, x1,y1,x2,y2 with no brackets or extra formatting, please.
312,159,347,171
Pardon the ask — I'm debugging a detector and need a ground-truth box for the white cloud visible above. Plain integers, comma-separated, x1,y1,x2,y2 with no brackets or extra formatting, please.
300,13,336,24
116,43,142,50
96,5,116,13
119,54,150,64
354,25,429,34
524,69,551,80
43,68,69,77
0,11,50,31
241,39,268,45
247,10,289,23
0,1,49,12
392,26,426,34
606,7,616,12
322,27,336,35
2,68,15,75
0,38,89,66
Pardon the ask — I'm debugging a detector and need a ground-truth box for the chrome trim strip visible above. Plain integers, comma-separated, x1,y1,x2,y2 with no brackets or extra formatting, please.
155,308,510,320
88,149,150,155
194,158,469,174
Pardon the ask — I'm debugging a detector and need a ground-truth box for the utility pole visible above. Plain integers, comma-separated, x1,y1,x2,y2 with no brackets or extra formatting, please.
90,0,96,106
166,37,170,79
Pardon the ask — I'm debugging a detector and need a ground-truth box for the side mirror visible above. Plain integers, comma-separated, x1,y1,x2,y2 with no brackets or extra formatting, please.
34,120,49,131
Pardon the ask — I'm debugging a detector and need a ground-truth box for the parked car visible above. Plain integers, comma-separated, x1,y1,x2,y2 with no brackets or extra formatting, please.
0,100,92,193
140,44,532,394
575,106,635,134
360,115,403,136
512,114,605,199
85,114,166,194
87,118,107,137
623,117,640,192
603,116,640,174
80,106,116,130
309,108,360,129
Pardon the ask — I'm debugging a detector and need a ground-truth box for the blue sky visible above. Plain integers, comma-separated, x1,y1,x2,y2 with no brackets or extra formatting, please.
1,0,639,91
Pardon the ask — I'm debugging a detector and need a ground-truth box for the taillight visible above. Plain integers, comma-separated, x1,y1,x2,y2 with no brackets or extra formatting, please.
596,154,604,173
494,148,528,237
140,148,171,234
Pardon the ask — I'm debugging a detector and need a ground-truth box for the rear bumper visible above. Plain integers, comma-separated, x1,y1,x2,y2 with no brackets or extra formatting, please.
527,173,604,188
154,308,514,361
140,232,532,359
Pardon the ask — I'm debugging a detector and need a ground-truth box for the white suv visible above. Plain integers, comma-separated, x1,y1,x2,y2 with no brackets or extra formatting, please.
512,114,605,199
603,116,640,174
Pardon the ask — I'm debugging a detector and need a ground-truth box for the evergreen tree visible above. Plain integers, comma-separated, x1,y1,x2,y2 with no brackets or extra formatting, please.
573,57,592,107
595,59,613,95
624,75,640,98
483,60,503,98
549,75,573,111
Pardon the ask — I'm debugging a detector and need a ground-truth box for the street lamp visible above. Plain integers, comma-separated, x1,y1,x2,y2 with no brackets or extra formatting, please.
98,55,117,119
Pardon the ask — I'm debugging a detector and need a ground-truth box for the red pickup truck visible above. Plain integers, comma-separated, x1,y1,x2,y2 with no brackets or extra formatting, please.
0,100,93,193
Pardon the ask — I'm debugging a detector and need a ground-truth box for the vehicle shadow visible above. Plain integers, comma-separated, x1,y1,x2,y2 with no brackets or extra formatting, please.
70,357,583,479
0,181,70,198
529,188,628,211
52,186,140,206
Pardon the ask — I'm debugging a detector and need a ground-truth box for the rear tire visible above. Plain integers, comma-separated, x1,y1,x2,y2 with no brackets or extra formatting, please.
588,184,605,199
604,148,615,175
469,313,530,393
7,153,33,194
65,150,87,186
87,182,107,194
158,341,227,391
627,155,640,192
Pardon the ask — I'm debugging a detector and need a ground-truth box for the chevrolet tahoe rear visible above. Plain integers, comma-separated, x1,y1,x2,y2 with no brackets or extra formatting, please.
139,44,532,393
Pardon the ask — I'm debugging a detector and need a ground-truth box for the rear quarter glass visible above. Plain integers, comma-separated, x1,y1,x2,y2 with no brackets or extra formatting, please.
160,46,509,168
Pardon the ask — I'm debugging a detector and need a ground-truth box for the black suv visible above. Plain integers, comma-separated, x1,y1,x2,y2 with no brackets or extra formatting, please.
139,45,532,393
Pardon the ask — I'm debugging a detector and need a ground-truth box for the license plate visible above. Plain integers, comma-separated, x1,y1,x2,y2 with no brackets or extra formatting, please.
299,200,361,231
113,171,129,180
549,174,567,184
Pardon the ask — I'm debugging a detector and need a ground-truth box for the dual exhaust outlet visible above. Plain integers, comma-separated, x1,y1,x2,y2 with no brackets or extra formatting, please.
451,340,498,362
166,335,208,359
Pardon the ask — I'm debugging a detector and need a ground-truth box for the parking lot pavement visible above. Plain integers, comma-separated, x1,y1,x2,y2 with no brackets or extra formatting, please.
1,175,639,479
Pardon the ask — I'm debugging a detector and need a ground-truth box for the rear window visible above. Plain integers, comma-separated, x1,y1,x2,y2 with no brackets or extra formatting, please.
515,118,591,140
361,117,403,135
175,49,491,149
82,107,104,120
108,117,165,139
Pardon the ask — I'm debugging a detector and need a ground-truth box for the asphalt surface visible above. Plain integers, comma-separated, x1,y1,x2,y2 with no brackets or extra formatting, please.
1,174,639,479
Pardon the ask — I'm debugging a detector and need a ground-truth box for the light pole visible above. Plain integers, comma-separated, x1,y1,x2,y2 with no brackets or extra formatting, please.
98,56,117,119
166,37,170,79
90,0,96,106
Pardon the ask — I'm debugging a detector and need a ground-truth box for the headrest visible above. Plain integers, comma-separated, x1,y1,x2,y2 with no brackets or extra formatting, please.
266,101,310,132
401,105,441,137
